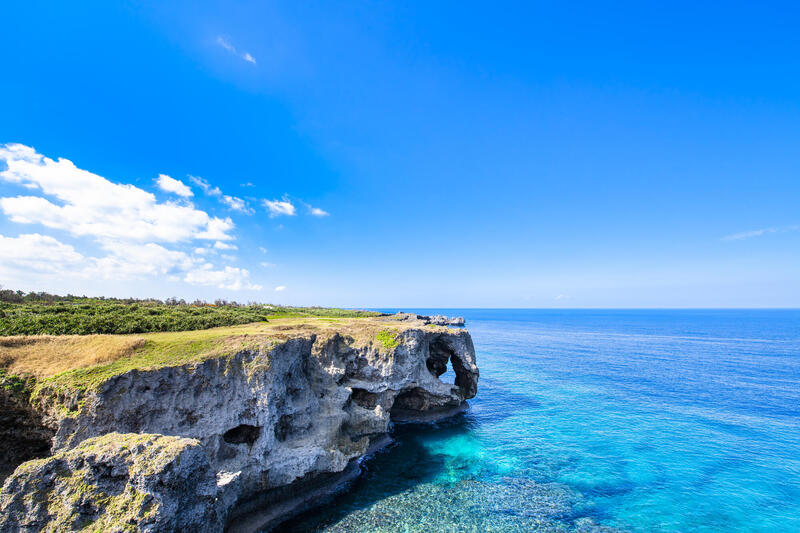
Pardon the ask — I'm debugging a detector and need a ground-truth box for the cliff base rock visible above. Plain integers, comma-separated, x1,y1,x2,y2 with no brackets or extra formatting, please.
0,432,222,532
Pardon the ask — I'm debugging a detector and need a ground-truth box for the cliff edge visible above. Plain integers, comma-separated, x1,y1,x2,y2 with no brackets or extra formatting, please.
0,315,478,532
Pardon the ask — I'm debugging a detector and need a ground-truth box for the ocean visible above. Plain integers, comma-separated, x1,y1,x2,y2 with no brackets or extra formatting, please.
276,309,800,532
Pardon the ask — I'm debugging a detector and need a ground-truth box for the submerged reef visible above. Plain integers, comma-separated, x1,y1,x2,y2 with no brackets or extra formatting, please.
0,314,478,531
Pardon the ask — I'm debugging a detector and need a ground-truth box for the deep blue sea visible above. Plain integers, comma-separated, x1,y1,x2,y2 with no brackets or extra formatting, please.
278,310,800,532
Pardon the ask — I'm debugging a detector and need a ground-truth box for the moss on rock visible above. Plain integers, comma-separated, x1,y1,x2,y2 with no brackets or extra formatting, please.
376,329,401,351
0,433,223,532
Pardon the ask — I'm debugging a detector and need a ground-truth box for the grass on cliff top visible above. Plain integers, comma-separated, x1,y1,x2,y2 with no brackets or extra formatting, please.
1,317,448,395
0,299,379,336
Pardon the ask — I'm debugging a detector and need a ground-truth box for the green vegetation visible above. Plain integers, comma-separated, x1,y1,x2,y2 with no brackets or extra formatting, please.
376,329,400,351
0,302,270,336
0,368,34,401
0,289,379,336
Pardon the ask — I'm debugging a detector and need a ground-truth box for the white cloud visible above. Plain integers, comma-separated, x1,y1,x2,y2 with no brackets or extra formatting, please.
0,144,234,243
155,174,193,197
189,175,221,196
0,234,200,283
260,262,275,268
309,206,329,217
274,285,286,292
220,194,253,214
258,246,268,254
216,36,257,65
194,216,236,241
214,241,238,250
94,241,198,280
185,266,261,291
263,199,296,217
216,36,236,53
191,175,253,214
0,233,87,277
722,225,799,241
723,228,776,241
0,144,260,291
554,294,571,300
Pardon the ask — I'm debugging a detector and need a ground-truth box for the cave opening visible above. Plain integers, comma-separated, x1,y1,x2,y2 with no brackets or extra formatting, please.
439,361,456,384
0,390,54,484
223,424,262,445
350,388,379,409
427,337,458,385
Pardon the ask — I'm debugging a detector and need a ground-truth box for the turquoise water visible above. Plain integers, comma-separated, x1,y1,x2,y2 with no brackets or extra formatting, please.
277,310,800,532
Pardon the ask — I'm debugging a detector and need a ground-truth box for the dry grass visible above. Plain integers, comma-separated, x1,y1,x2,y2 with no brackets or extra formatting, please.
0,316,447,390
0,335,146,378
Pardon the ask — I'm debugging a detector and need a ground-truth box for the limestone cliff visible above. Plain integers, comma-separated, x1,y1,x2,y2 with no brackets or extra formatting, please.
0,433,222,532
0,316,478,532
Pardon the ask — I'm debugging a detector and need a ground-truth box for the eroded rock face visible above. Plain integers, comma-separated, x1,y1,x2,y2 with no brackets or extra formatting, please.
4,322,478,532
0,432,223,532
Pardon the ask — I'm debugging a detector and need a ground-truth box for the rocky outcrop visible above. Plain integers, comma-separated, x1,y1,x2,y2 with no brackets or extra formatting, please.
388,312,466,326
0,318,479,532
426,315,466,326
0,433,223,532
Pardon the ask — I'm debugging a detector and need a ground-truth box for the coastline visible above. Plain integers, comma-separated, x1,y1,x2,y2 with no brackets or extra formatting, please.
0,314,479,532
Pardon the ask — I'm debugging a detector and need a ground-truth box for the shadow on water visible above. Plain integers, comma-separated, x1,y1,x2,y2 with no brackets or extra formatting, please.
272,408,621,533
273,413,477,532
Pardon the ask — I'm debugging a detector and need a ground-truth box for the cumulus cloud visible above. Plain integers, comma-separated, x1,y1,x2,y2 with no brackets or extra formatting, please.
0,234,208,283
0,233,87,277
260,262,275,268
94,241,198,280
0,144,259,291
216,36,257,65
263,199,296,217
274,285,286,292
185,265,261,291
309,207,329,217
155,174,193,197
0,144,233,243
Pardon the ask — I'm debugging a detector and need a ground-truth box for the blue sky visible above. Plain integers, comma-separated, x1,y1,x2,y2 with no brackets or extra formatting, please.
1,1,798,307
